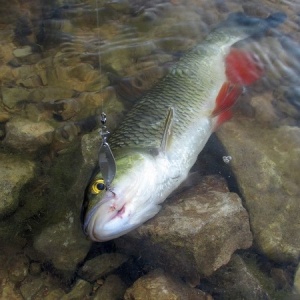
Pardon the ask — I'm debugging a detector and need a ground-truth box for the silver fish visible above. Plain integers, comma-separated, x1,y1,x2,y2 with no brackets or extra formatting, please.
82,12,286,241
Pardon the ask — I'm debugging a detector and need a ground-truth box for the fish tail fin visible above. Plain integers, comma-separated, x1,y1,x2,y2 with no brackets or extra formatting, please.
218,12,287,38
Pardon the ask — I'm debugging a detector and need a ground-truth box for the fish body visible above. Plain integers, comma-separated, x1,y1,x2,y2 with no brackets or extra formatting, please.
82,12,286,241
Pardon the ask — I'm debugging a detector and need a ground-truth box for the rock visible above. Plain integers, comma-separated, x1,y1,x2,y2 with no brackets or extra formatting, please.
207,254,271,299
218,118,300,263
29,262,42,276
116,176,252,281
0,112,10,123
92,274,127,300
8,254,30,283
33,210,91,277
207,254,295,300
13,46,32,58
0,153,35,219
294,265,300,295
61,279,92,300
44,289,66,300
3,117,54,152
20,276,44,300
0,281,23,300
1,86,31,109
78,253,128,282
124,269,211,300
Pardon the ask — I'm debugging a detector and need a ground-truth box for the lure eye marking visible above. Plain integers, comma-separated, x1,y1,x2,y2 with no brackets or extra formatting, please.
90,179,106,194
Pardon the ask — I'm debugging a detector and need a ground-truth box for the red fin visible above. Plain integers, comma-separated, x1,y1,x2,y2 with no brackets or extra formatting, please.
212,82,243,117
215,109,233,130
212,82,243,130
225,48,264,85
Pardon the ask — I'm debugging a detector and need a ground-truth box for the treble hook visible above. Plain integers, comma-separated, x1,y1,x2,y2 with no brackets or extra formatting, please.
98,112,116,189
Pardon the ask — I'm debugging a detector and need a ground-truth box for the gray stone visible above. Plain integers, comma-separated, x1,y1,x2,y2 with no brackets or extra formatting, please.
218,119,300,263
3,117,54,152
208,254,271,299
13,46,32,58
1,86,31,109
79,253,128,282
92,275,127,300
8,254,29,283
124,269,211,300
61,279,92,300
116,176,252,282
20,276,44,300
33,210,91,276
0,153,35,219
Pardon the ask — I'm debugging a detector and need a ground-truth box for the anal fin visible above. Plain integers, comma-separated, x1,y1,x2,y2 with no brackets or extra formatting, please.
212,82,243,129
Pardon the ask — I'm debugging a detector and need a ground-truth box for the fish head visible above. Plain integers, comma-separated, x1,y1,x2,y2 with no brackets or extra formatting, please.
83,151,160,241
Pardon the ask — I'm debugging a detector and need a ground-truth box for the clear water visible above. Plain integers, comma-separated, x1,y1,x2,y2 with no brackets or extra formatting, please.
0,0,300,299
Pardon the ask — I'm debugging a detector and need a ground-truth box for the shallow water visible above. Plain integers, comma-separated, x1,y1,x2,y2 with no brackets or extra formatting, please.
0,0,300,299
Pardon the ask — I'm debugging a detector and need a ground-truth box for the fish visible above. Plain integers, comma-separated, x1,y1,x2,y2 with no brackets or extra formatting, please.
82,12,286,242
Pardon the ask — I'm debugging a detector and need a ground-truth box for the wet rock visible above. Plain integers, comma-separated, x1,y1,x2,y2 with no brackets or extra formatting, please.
79,253,128,282
13,46,33,58
0,153,35,219
1,86,32,109
294,265,300,295
20,276,44,300
0,281,23,300
61,279,92,300
33,210,91,277
3,117,54,152
124,269,211,300
207,254,271,299
8,254,30,283
93,274,127,300
29,262,42,276
116,175,252,281
218,118,300,263
0,111,10,123
44,288,66,300
30,86,75,102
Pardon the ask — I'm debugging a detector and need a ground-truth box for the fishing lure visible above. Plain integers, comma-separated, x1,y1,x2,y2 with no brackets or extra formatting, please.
97,112,116,192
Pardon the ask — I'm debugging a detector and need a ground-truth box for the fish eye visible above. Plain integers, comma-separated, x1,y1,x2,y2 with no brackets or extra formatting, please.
90,179,106,194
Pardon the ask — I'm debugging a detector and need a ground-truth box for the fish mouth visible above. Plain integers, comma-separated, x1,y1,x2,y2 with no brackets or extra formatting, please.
110,204,126,220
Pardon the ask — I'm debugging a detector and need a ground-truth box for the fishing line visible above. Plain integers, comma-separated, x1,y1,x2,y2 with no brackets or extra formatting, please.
95,0,117,189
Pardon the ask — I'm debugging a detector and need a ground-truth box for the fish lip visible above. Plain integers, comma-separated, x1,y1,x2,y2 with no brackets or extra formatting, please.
109,204,126,221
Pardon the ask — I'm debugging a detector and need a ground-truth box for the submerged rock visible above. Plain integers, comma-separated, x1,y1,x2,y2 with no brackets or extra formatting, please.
207,254,271,300
116,175,252,282
218,118,300,263
93,274,127,300
124,269,211,300
33,210,91,278
0,153,35,219
61,279,92,300
3,117,54,153
78,253,128,282
294,265,300,295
